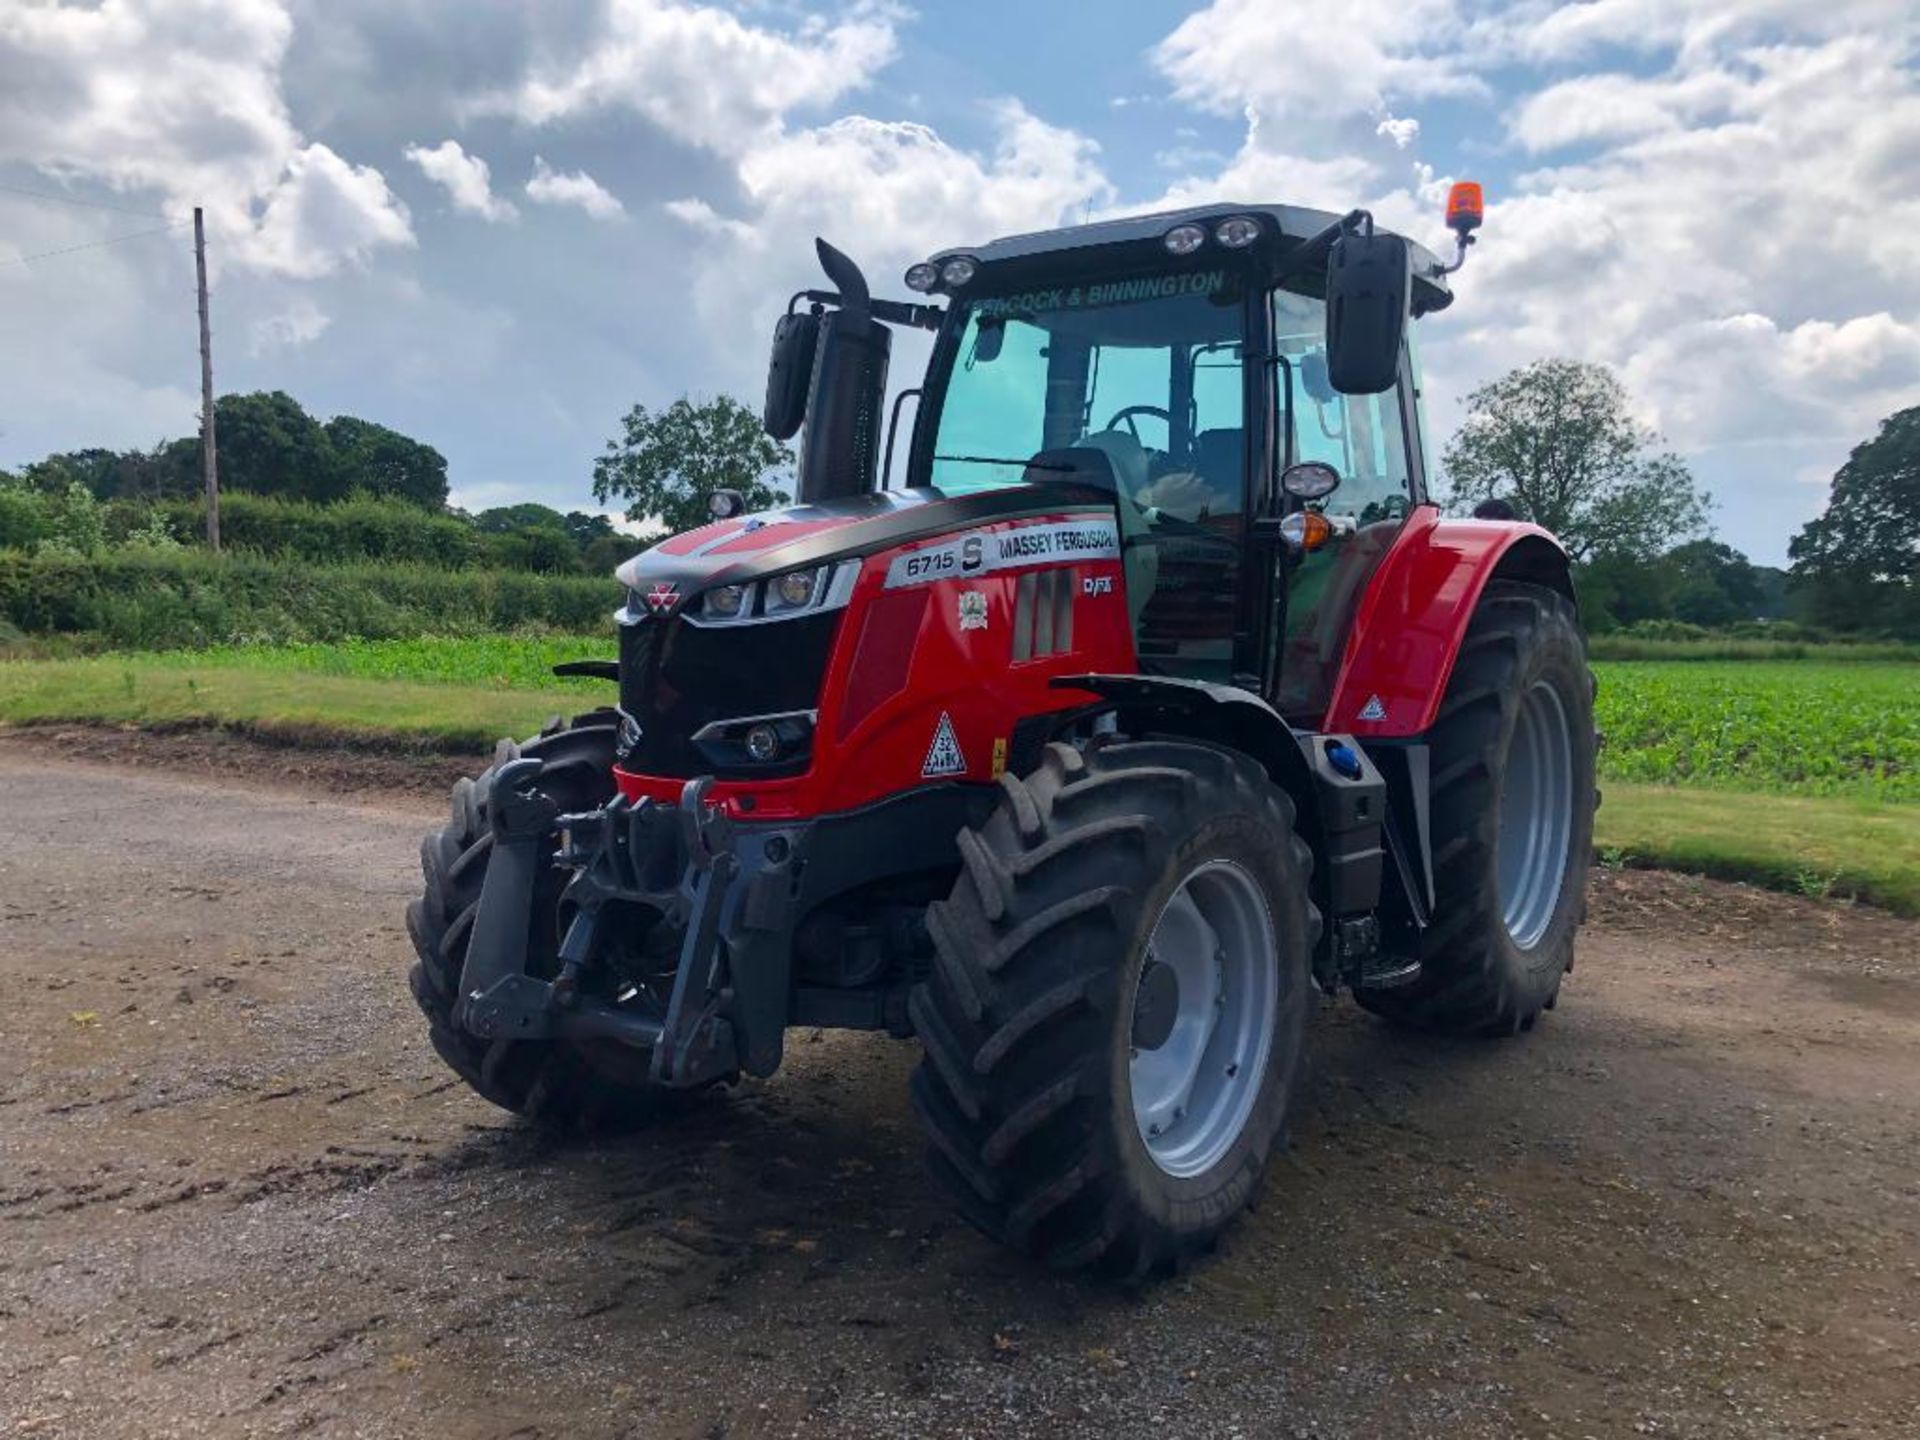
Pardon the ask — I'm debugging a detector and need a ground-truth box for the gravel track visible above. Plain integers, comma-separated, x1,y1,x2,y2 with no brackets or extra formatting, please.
1,732,1915,1438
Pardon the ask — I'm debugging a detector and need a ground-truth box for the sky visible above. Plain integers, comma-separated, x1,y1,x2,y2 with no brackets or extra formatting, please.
2,0,1917,567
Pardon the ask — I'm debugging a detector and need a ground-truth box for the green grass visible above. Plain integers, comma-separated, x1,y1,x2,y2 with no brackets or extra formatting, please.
2,640,1916,913
95,634,614,693
0,652,590,749
1595,784,1920,915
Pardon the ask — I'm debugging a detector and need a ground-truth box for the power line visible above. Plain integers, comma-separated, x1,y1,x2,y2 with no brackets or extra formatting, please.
0,221,189,269
0,180,172,220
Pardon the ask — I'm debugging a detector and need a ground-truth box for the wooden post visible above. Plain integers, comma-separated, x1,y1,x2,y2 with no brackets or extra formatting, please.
193,206,219,550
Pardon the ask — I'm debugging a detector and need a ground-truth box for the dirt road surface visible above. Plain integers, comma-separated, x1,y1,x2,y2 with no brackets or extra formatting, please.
2,734,1916,1439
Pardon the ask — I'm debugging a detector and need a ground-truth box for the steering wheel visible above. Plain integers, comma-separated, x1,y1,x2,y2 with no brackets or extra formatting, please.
1102,405,1171,444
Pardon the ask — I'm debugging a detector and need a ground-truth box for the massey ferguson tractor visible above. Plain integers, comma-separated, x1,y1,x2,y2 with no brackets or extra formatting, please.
407,184,1596,1277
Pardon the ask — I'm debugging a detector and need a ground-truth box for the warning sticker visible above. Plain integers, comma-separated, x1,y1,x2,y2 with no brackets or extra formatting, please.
922,711,968,778
1359,695,1387,722
885,518,1119,590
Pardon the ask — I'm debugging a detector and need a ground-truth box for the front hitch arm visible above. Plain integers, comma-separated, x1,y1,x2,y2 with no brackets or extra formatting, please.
453,758,556,1031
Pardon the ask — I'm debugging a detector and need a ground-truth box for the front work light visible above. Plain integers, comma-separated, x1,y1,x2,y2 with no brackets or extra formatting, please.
1214,215,1260,248
904,262,939,292
1163,223,1206,255
939,256,978,287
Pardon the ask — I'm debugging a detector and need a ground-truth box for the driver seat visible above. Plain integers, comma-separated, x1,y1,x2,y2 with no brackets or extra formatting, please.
1023,432,1160,628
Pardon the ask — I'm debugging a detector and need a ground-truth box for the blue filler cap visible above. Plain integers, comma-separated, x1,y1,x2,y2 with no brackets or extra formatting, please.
1325,741,1364,780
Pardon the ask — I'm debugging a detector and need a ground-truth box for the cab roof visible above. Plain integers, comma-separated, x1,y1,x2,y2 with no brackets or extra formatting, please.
927,201,1455,316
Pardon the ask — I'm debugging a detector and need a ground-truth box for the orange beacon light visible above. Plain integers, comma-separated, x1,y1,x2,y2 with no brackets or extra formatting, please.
1446,181,1484,235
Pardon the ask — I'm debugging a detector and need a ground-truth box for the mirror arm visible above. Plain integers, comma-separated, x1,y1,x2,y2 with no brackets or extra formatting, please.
880,387,922,491
1271,208,1367,289
788,289,943,331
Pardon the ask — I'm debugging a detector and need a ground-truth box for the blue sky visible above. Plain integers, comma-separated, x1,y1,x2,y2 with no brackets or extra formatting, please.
3,0,1918,566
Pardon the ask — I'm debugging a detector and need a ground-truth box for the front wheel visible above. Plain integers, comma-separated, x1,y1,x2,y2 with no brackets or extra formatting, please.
1357,581,1595,1036
909,739,1321,1278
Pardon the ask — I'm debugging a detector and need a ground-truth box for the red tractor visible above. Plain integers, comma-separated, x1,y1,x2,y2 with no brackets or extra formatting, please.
408,186,1595,1277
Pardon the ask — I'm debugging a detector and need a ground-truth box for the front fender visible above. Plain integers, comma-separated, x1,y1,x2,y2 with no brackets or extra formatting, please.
1323,506,1573,738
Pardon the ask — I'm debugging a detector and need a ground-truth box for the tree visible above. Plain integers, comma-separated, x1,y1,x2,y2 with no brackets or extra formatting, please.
592,395,790,536
1665,539,1767,627
474,502,569,534
1789,406,1920,637
1442,358,1710,561
324,416,448,509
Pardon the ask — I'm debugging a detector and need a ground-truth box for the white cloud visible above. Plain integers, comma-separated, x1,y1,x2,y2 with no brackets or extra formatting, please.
1155,0,1484,127
485,0,898,155
404,139,516,222
1376,115,1421,149
0,0,413,276
662,101,1109,418
1475,34,1920,449
248,296,332,354
664,197,756,243
526,157,624,220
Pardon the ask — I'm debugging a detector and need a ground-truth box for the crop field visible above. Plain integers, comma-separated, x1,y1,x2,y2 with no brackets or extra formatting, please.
1,638,1915,909
1594,660,1918,801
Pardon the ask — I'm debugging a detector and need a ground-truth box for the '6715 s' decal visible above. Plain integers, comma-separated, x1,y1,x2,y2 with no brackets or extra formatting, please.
883,518,1120,589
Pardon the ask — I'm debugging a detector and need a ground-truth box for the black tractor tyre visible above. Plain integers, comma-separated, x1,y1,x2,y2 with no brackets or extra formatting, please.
909,738,1321,1279
406,714,687,1130
1357,581,1596,1036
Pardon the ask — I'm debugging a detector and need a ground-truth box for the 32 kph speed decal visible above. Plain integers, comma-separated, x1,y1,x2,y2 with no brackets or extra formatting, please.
884,518,1119,590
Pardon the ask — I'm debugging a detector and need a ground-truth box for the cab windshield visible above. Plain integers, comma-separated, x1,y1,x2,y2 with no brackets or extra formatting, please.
927,269,1248,523
925,269,1250,682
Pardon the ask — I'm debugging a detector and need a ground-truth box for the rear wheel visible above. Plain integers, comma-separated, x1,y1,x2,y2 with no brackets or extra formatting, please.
406,715,691,1129
909,739,1320,1278
1358,581,1595,1035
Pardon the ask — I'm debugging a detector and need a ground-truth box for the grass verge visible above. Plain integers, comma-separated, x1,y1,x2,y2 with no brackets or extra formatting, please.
0,656,583,750
1595,783,1920,917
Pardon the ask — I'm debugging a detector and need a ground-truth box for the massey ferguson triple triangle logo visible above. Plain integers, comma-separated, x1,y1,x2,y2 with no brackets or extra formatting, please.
643,582,680,614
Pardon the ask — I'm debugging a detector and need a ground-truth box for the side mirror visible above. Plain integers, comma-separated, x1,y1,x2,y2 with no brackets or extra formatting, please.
1281,460,1341,502
1325,227,1409,394
763,312,819,441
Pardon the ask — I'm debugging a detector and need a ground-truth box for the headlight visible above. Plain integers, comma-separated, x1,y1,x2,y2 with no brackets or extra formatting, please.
691,710,816,771
683,561,858,627
773,570,816,608
904,262,939,292
940,256,978,287
705,584,747,619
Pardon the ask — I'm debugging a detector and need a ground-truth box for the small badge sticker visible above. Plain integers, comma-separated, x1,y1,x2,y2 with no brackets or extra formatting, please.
922,711,968,778
1359,694,1387,722
958,590,988,631
990,737,1008,779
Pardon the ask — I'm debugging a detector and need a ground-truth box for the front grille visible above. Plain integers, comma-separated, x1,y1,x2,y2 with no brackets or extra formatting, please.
617,611,841,778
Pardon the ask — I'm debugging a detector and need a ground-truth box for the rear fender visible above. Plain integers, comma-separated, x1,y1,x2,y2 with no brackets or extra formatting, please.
1322,507,1574,738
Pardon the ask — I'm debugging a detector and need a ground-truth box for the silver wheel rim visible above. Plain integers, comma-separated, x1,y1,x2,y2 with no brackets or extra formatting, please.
1128,860,1278,1179
1497,678,1574,950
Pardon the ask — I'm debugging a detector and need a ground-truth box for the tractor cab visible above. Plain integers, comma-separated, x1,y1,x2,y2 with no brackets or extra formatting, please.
765,197,1476,729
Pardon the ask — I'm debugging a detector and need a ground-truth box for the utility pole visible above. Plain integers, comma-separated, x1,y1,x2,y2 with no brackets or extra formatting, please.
193,206,219,550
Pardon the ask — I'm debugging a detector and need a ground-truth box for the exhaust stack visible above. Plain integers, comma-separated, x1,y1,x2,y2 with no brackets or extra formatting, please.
795,239,891,505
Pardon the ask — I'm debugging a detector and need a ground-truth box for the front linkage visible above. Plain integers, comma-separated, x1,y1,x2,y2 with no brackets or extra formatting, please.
453,762,771,1086
451,756,978,1088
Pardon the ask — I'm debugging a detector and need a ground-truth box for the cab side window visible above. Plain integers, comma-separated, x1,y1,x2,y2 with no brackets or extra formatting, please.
1274,290,1414,524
